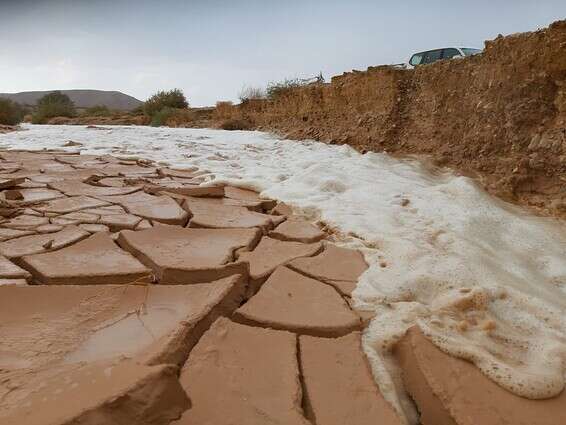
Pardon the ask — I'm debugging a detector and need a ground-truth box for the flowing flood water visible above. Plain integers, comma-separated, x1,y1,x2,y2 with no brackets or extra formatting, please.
2,124,565,423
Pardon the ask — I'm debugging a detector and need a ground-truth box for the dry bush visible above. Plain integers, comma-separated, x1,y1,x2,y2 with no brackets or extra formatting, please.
46,116,75,125
132,115,151,125
265,74,324,100
238,86,265,103
214,101,235,119
266,78,304,100
219,118,253,131
165,108,196,127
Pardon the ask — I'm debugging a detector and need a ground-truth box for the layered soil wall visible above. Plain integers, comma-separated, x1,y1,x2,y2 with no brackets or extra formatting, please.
228,20,566,217
43,107,214,128
0,125,18,134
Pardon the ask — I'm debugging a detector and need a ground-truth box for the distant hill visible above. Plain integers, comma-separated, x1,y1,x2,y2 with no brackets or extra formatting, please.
0,89,143,111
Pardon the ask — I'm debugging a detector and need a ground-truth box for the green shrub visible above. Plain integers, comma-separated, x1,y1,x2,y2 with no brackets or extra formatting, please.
130,105,145,116
82,105,111,116
150,107,175,127
0,99,25,125
32,91,76,124
144,89,188,117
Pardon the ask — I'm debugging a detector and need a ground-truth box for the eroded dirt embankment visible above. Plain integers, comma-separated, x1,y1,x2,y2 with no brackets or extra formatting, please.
225,20,566,218
0,125,18,134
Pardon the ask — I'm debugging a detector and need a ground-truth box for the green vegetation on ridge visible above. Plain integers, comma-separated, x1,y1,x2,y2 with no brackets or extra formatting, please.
32,91,76,124
144,88,189,127
0,98,26,125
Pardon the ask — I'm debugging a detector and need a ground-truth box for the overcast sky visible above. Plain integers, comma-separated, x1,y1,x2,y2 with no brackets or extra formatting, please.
0,0,564,106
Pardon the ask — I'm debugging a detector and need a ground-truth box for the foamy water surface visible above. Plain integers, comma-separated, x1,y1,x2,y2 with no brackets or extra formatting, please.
2,125,565,423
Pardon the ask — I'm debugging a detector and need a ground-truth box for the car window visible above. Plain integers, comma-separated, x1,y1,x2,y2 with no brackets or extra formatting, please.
442,48,461,59
422,50,442,64
409,53,424,66
461,48,482,56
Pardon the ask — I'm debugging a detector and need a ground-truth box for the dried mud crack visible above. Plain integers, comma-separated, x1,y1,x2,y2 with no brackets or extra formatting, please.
0,150,564,425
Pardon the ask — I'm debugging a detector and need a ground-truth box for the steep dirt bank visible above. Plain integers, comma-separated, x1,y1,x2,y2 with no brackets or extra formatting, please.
223,20,566,218
43,107,215,128
45,114,149,126
0,125,18,134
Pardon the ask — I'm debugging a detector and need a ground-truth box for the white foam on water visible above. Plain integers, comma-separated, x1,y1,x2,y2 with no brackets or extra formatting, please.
2,124,566,422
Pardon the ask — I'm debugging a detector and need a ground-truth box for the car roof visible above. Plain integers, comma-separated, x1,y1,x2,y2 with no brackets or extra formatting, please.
411,47,481,56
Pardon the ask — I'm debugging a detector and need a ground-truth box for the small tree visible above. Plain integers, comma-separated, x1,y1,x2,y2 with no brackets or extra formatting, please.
144,89,188,117
0,99,25,125
32,91,76,123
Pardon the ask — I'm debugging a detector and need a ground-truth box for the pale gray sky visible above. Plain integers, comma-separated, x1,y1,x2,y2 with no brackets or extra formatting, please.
0,0,564,106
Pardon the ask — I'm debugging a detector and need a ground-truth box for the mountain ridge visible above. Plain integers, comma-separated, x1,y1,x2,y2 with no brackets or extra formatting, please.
0,89,143,111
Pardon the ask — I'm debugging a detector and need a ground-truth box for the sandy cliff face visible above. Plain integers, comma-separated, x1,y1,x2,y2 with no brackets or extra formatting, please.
231,20,566,218
0,125,17,134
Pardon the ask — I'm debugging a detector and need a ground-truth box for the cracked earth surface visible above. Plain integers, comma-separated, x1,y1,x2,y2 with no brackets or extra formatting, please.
0,150,563,425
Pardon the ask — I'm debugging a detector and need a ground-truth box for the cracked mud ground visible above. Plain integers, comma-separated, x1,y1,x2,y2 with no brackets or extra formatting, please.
0,150,564,425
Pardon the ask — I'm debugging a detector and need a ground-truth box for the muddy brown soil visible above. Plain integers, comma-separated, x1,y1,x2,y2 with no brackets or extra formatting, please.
221,20,566,219
0,150,564,424
0,125,17,134
43,107,215,128
0,150,397,424
45,114,150,126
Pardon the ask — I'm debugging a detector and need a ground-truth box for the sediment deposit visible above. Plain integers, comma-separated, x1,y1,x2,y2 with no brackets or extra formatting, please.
0,150,392,424
0,149,564,424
